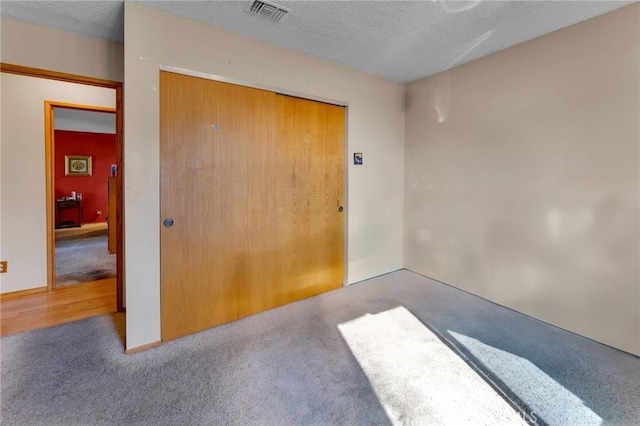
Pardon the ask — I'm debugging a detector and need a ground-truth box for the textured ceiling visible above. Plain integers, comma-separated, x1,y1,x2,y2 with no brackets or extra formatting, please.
1,0,125,43
1,0,635,82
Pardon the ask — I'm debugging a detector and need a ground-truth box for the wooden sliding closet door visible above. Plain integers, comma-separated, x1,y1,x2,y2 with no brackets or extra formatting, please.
274,94,345,304
160,71,344,341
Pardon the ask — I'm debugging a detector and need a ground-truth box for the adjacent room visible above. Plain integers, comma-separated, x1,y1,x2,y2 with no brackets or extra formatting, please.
1,1,638,425
53,107,117,287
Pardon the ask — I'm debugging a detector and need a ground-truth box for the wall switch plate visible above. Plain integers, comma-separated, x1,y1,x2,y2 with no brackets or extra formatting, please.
0,261,7,273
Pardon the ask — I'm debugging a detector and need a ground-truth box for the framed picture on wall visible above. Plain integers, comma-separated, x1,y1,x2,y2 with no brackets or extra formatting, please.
65,155,92,176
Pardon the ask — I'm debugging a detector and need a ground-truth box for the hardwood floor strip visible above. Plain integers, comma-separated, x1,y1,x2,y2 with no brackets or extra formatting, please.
0,278,117,336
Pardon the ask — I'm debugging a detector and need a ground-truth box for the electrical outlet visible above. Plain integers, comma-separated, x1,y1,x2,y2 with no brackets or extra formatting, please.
0,261,7,273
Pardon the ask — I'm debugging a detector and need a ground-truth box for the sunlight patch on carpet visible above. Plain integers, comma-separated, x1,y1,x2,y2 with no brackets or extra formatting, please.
448,331,603,425
338,306,527,425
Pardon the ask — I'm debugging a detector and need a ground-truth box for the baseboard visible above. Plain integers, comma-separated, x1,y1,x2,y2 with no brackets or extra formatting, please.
0,286,48,300
125,340,162,355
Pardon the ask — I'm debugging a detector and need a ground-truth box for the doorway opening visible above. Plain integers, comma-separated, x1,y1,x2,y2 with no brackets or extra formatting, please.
0,62,129,312
51,107,117,288
44,100,122,311
0,63,124,336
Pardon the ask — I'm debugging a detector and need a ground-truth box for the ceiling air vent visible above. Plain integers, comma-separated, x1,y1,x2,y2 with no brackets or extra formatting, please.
245,0,291,23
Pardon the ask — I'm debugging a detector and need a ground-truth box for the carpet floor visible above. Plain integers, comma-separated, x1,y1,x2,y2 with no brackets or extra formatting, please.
1,270,638,425
55,234,116,287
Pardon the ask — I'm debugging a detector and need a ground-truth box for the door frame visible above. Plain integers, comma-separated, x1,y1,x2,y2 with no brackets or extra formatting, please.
45,101,116,283
160,64,348,107
0,63,124,311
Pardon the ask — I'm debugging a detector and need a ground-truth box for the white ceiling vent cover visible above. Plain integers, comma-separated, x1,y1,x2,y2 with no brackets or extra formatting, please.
245,0,291,23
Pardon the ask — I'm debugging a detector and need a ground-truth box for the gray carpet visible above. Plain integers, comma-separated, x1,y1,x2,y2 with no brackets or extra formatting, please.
1,270,639,425
55,234,116,287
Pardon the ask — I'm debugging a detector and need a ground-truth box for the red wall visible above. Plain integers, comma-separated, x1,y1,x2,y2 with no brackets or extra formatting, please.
55,130,116,224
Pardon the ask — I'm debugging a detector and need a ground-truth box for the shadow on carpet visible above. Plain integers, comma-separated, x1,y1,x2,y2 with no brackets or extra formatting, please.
55,234,116,287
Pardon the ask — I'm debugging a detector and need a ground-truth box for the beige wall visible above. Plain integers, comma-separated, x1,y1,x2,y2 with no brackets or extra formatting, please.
0,73,115,293
0,18,124,82
124,3,405,350
405,4,639,355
